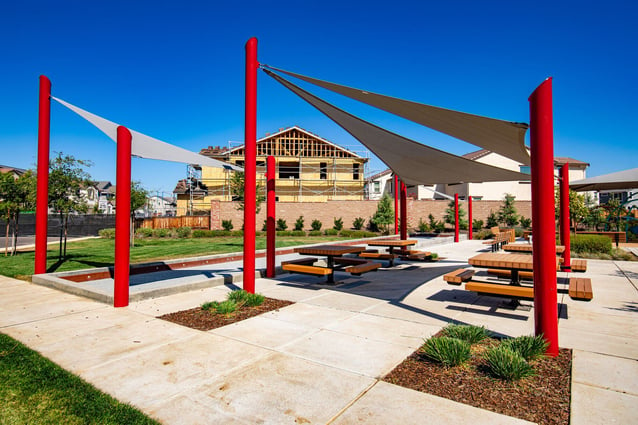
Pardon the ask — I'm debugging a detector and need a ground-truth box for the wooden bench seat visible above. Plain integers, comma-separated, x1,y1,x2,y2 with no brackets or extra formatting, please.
333,257,368,266
465,281,534,300
346,261,381,275
400,252,434,261
571,259,587,272
281,257,318,267
487,269,534,280
359,252,398,261
569,277,593,300
443,268,476,285
281,263,332,276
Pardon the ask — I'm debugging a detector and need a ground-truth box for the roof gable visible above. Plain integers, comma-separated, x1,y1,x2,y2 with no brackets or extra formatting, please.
228,126,364,159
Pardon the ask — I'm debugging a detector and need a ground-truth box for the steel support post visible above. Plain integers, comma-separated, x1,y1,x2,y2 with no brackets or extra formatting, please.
35,76,51,274
114,126,132,307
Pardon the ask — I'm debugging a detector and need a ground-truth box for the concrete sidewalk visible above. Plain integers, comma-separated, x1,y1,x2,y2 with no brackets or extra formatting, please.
1,239,636,424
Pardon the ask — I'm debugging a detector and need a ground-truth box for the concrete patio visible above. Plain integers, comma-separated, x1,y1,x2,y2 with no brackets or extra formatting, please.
1,239,636,424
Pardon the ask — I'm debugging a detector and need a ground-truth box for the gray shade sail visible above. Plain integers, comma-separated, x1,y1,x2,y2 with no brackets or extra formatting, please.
570,168,638,192
52,97,243,172
263,65,530,165
264,69,530,186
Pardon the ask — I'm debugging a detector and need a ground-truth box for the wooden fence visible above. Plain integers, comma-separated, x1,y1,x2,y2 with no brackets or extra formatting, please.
139,216,210,230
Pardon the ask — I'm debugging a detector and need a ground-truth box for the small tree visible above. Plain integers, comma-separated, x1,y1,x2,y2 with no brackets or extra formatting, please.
276,218,288,231
48,153,93,259
555,188,587,233
311,219,322,231
486,211,499,228
352,217,365,230
444,200,468,230
294,216,304,231
129,181,149,247
333,217,343,231
497,194,519,227
230,171,265,214
0,170,36,256
371,193,394,234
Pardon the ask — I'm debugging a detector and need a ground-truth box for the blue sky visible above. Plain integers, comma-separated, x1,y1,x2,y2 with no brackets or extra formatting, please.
2,0,636,195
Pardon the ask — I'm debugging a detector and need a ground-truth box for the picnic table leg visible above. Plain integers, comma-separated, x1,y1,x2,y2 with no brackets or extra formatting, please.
326,256,336,284
510,270,520,286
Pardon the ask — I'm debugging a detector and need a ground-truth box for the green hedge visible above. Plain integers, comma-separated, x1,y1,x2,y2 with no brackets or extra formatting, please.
570,234,612,254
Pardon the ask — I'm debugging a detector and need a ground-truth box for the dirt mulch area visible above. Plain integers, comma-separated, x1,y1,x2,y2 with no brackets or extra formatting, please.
383,337,572,425
158,297,294,331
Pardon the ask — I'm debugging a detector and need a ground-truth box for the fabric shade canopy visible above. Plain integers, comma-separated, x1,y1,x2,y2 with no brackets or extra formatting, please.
263,65,530,165
52,97,243,172
264,69,530,186
570,168,638,192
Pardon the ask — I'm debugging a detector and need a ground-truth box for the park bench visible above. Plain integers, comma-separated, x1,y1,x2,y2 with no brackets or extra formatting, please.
483,232,509,252
281,258,332,276
443,268,476,285
464,281,535,300
568,277,593,300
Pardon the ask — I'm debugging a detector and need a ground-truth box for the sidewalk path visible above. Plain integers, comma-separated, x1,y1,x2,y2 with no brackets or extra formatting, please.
1,240,636,424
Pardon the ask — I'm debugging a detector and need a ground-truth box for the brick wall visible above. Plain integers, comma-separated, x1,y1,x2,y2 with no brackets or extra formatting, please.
211,199,532,231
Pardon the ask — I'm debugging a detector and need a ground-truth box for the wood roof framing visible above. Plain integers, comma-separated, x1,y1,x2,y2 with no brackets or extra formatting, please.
229,126,364,160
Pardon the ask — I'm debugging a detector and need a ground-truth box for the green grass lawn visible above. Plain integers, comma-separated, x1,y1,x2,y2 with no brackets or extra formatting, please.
0,332,159,424
0,235,344,279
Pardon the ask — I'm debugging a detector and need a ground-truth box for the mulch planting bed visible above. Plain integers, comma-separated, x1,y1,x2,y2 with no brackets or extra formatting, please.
383,337,572,425
158,297,294,331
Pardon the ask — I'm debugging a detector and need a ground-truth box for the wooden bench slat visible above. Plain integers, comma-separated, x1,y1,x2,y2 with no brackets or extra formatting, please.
346,262,381,275
569,277,593,300
359,252,397,260
465,282,534,300
444,268,475,285
281,264,332,276
281,257,318,266
487,269,534,280
571,259,587,272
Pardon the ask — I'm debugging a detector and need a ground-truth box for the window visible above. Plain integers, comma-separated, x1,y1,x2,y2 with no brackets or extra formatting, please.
519,166,531,175
279,162,299,179
373,181,380,193
353,163,360,180
320,162,327,180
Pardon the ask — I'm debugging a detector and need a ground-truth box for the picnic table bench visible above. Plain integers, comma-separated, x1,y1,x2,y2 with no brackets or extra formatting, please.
568,277,593,300
482,232,510,252
443,268,475,285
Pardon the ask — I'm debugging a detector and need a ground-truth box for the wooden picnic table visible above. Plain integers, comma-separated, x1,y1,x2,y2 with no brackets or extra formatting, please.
366,239,418,266
468,253,559,286
503,244,565,254
294,244,367,283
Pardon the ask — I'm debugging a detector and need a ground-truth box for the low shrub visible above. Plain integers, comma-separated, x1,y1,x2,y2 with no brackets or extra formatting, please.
221,220,233,231
472,219,484,230
311,219,322,231
135,227,154,238
210,230,231,237
192,229,211,238
501,335,548,361
440,324,489,344
294,216,305,231
98,228,116,239
340,229,353,237
176,226,192,238
291,230,306,237
417,218,430,233
333,217,344,231
153,228,172,238
308,230,322,236
230,230,243,237
514,228,524,238
276,218,288,231
420,336,471,367
474,229,493,240
519,217,532,228
352,217,365,230
324,228,338,236
202,300,237,315
484,346,535,380
277,230,292,237
571,234,612,254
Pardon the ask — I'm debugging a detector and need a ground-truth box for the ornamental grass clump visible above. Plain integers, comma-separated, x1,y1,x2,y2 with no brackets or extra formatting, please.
201,300,237,315
441,324,490,345
421,336,471,367
226,289,265,307
501,335,548,361
484,345,535,380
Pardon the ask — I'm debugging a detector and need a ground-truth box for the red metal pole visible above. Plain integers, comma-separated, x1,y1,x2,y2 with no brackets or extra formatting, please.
114,126,132,307
529,78,559,357
400,180,407,240
35,75,51,275
266,155,276,278
560,163,571,271
394,174,399,235
454,193,459,243
243,37,258,294
468,195,473,240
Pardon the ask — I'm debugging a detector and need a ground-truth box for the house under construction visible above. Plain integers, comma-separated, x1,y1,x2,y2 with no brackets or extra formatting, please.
174,126,370,215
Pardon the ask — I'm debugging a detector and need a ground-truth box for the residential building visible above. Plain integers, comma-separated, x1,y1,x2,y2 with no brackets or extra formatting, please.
174,126,369,215
366,149,589,201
